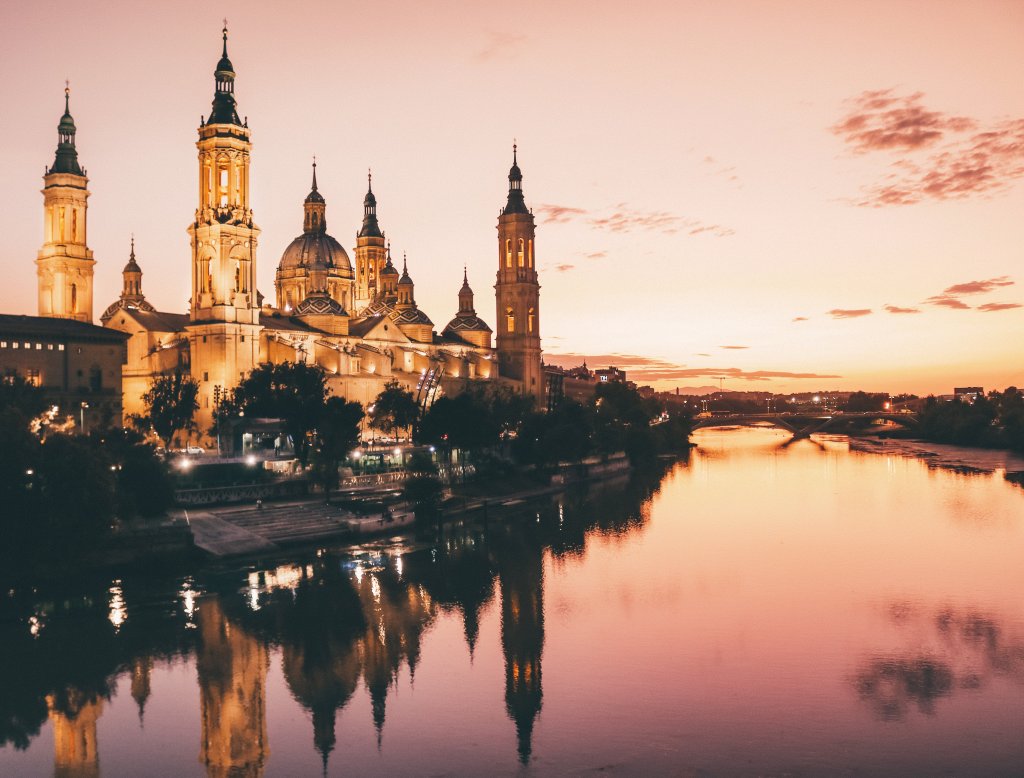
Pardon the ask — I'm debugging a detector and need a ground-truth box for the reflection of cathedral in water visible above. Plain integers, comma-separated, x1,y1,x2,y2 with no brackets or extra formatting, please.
197,597,269,778
2,473,665,775
47,691,102,778
495,529,546,765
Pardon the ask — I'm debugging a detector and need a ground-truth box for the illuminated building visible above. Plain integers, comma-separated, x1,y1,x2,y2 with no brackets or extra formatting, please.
6,25,548,442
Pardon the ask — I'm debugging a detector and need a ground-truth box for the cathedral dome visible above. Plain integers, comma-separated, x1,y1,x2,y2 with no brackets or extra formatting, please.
279,232,351,273
443,313,492,335
295,292,347,317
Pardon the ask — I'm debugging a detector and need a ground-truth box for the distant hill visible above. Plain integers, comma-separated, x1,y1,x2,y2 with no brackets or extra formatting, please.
668,386,734,396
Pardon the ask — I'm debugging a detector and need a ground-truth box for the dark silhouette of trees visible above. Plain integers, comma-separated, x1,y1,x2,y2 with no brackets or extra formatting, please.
369,380,419,441
133,372,199,448
230,361,329,464
310,397,364,498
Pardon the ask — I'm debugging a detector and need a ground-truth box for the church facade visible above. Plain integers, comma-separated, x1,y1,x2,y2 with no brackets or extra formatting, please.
33,27,544,444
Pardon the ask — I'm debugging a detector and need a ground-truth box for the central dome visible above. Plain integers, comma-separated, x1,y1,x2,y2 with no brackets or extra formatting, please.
278,232,352,273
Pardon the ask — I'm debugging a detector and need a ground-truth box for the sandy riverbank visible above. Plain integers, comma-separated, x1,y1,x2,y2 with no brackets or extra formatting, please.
849,435,1024,474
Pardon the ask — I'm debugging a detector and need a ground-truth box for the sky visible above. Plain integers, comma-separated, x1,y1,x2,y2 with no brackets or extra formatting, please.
0,0,1021,395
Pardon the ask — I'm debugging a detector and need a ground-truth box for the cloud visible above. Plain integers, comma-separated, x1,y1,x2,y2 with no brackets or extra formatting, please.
925,296,972,310
941,276,1014,296
884,305,921,314
535,203,733,237
828,308,873,319
720,345,748,350
583,250,607,260
536,204,588,224
476,32,527,61
695,353,711,357
977,302,1022,312
792,316,809,322
832,89,975,153
544,352,839,384
833,90,1024,206
553,263,575,273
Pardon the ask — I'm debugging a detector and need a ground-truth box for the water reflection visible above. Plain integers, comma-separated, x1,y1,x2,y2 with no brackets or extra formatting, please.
854,603,1024,721
3,432,1024,774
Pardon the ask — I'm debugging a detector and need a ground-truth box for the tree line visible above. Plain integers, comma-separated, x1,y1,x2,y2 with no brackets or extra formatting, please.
917,387,1024,452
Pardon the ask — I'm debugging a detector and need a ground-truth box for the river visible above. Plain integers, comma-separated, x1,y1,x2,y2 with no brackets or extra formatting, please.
2,427,1022,776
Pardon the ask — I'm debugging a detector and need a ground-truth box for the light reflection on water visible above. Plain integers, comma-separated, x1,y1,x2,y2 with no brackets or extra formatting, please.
1,427,1023,776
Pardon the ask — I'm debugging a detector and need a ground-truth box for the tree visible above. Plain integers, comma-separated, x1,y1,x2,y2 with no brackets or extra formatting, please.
370,380,419,441
418,391,498,450
232,362,329,464
844,391,888,412
134,373,199,449
0,375,48,421
310,397,364,498
403,450,444,523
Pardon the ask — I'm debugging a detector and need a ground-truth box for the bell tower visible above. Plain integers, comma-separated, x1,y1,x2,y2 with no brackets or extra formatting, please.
495,145,542,401
353,171,386,311
186,24,262,440
37,84,95,322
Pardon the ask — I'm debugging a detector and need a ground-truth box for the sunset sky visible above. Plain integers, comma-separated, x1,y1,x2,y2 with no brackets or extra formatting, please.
1,0,1021,394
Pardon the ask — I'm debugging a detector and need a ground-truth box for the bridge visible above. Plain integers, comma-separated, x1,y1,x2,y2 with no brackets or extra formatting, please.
691,411,919,440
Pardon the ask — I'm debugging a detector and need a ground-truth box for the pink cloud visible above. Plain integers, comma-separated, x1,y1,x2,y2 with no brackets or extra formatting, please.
941,276,1013,296
544,353,839,383
977,302,1022,312
884,304,921,314
926,297,972,310
833,90,1024,206
828,308,873,319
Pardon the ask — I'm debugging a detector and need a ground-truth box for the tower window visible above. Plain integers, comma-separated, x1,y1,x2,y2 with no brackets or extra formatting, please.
506,307,515,333
518,238,525,267
529,240,534,268
506,239,512,268
70,283,78,314
528,308,535,333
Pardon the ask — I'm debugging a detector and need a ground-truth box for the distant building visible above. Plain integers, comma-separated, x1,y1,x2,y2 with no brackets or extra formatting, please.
594,367,626,384
954,386,984,403
0,313,128,428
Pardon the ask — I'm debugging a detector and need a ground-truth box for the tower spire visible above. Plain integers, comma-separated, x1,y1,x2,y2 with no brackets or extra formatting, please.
503,142,528,215
49,82,83,175
359,168,382,238
311,156,318,192
208,22,241,125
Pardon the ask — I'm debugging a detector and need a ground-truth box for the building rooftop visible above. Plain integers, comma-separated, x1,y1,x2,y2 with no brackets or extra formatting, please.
0,313,128,342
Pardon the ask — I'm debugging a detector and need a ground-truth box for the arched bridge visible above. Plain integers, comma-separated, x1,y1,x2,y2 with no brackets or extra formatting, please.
692,412,919,440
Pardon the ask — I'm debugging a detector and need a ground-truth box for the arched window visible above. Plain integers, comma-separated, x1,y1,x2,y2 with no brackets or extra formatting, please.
59,207,66,241
71,209,78,243
70,283,78,314
528,307,535,333
518,238,525,267
505,239,512,268
506,307,515,333
234,260,241,292
528,240,534,268
218,163,229,206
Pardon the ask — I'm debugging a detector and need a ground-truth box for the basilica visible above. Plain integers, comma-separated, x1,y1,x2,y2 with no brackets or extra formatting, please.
31,27,543,442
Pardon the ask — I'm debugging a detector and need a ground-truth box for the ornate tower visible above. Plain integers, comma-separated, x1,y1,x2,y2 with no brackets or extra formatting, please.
275,161,355,314
186,25,262,435
495,145,542,400
37,85,95,322
100,237,155,323
353,172,386,311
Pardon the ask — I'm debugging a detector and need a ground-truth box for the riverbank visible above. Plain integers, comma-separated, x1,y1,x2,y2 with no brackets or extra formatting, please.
849,434,1024,475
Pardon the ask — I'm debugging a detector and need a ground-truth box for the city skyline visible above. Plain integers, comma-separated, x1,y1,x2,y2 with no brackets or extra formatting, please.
1,0,1021,395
